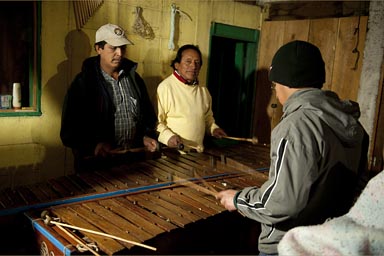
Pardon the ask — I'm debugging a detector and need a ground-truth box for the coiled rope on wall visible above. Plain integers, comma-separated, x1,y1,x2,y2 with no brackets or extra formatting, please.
132,6,155,40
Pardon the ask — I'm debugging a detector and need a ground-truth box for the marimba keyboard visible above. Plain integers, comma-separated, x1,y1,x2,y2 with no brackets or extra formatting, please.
1,142,270,255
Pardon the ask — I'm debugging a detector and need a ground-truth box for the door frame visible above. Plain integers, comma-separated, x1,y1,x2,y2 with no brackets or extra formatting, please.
207,22,260,137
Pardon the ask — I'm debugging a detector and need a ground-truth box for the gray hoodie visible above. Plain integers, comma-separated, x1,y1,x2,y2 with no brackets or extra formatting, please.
235,88,366,254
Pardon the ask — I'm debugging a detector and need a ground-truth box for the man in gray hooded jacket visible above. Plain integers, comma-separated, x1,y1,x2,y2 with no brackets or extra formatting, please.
216,40,368,255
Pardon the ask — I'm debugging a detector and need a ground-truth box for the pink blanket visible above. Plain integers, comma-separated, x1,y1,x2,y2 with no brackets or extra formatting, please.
278,171,384,255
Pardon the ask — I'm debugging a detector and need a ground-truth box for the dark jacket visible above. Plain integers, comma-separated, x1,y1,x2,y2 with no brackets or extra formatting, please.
60,56,157,157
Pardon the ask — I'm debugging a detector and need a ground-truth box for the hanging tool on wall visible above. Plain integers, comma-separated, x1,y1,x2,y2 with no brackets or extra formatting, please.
351,16,361,71
73,0,104,30
168,3,192,50
132,6,155,40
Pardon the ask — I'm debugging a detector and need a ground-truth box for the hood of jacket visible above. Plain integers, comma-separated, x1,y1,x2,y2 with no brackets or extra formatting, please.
282,88,364,147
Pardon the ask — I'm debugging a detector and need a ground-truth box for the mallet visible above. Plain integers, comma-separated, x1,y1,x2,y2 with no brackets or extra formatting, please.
41,211,157,251
222,136,258,144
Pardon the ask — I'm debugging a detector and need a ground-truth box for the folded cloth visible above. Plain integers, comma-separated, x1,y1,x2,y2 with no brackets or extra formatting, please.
278,171,384,255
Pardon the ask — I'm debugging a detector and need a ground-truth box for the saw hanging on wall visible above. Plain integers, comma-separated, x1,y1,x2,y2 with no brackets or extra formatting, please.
168,3,192,50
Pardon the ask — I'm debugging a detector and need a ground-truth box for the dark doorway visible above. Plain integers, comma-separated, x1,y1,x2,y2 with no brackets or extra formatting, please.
207,23,259,138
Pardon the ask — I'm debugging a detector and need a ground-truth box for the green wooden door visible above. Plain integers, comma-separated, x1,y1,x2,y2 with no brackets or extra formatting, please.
207,23,259,138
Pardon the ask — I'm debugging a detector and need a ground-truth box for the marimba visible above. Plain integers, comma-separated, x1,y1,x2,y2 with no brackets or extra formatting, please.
1,142,270,255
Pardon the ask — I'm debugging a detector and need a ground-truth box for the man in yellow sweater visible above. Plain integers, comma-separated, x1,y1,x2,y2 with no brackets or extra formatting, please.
156,44,227,152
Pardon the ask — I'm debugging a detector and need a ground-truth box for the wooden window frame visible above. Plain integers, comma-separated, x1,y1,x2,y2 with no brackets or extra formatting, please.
0,1,41,117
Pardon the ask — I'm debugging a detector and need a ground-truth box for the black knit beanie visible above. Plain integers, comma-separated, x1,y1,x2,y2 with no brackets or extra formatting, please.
269,40,325,89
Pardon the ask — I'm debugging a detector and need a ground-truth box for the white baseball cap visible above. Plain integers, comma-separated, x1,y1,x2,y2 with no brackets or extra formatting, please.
95,23,133,46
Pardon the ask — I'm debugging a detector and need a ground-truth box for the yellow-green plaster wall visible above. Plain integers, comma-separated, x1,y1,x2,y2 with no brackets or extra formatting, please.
0,0,264,189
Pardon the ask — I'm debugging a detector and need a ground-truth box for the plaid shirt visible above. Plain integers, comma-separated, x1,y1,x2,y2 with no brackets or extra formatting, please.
102,69,139,148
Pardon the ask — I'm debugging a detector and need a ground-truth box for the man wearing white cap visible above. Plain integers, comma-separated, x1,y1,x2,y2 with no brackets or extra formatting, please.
61,23,158,172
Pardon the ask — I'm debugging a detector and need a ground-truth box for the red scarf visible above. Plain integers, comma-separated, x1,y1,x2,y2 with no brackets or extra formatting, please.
173,70,198,85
